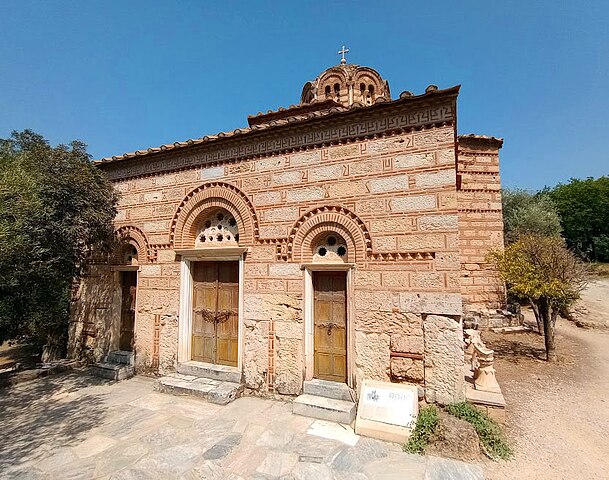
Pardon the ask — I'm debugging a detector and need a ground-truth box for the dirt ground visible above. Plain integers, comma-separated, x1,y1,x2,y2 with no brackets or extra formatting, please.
0,340,38,370
479,279,609,480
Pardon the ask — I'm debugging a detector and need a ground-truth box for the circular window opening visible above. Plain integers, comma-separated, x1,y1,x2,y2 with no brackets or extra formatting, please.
229,218,236,227
217,213,224,221
337,246,346,257
318,247,327,256
327,236,337,246
217,234,223,241
205,220,211,228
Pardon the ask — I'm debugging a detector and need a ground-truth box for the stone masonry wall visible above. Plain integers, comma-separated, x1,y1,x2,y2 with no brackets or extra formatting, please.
68,265,121,363
71,122,468,403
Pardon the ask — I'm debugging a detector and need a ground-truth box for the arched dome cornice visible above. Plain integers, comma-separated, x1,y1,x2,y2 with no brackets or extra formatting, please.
301,63,391,107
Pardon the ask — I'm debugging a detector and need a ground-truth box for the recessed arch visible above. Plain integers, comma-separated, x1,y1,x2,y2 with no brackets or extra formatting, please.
289,206,371,264
170,182,258,249
114,225,150,264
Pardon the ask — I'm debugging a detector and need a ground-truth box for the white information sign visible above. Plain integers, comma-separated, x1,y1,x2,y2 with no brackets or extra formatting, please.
355,380,419,443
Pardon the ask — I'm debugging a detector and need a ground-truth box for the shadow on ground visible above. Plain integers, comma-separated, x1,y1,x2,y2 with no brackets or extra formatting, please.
0,341,40,369
0,371,113,471
483,332,548,363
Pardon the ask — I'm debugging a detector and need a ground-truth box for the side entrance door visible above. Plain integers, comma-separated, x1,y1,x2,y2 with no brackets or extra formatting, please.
313,271,347,383
119,271,137,352
192,261,239,367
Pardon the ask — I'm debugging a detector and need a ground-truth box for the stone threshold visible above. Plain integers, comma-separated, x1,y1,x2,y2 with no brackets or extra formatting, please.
177,361,242,384
156,373,243,405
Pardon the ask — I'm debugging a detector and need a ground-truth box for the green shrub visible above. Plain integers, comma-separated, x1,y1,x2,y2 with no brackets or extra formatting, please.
446,402,512,460
403,405,439,454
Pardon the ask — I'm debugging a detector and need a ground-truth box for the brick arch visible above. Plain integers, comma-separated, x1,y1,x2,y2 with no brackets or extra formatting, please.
170,182,258,249
114,225,151,263
289,206,372,264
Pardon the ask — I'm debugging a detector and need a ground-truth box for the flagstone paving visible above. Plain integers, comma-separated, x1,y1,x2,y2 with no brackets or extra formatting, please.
0,371,484,479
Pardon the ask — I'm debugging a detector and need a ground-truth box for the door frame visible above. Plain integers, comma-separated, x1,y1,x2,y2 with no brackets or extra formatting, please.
110,265,140,353
303,263,355,388
177,248,247,372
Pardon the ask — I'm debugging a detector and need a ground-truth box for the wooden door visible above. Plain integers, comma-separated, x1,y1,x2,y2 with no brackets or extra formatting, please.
119,271,137,352
314,271,347,382
192,261,239,366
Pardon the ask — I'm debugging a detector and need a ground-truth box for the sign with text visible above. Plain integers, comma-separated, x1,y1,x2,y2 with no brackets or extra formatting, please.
355,380,419,443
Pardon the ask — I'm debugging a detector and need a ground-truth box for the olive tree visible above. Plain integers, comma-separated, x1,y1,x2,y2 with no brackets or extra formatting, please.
489,235,587,360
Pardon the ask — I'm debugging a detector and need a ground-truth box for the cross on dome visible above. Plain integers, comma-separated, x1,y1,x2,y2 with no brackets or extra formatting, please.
338,45,349,65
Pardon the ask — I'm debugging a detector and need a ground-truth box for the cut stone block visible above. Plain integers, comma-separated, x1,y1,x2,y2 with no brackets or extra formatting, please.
303,379,354,402
292,394,356,424
177,361,242,384
156,374,243,405
91,363,134,381
106,350,134,365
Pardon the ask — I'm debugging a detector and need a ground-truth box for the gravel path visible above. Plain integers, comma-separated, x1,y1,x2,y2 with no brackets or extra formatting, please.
480,281,609,480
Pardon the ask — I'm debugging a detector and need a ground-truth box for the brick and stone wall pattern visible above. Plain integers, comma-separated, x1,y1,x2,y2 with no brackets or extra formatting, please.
72,124,467,402
457,138,506,315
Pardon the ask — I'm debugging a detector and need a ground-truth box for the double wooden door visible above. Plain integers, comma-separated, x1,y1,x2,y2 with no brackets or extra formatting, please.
314,271,347,383
119,271,137,352
192,261,239,367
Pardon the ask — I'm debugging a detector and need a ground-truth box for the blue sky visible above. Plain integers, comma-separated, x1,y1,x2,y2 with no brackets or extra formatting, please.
1,1,607,189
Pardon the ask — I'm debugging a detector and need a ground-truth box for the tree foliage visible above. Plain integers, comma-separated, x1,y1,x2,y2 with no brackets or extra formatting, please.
501,189,561,244
548,177,609,261
489,235,587,360
0,130,118,348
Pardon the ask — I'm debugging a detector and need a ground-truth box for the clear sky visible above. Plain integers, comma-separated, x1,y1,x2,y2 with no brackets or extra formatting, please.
1,1,607,190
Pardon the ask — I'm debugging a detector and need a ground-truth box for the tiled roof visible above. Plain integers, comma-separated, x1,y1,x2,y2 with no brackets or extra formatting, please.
97,86,459,164
458,133,504,146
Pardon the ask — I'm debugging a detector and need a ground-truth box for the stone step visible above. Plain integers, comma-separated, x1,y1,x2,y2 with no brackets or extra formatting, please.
91,363,134,381
177,361,242,384
292,394,357,425
303,379,354,402
106,350,134,365
156,373,243,405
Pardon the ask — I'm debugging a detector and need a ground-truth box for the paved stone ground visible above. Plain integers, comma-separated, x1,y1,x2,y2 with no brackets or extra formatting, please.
0,371,484,479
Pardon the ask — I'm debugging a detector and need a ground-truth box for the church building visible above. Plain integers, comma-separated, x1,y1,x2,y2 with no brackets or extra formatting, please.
68,54,505,409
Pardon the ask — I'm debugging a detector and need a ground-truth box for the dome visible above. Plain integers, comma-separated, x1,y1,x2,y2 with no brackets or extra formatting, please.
300,63,391,108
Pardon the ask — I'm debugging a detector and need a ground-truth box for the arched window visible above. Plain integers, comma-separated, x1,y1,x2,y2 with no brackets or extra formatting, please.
195,208,239,247
365,84,375,105
312,233,348,263
325,85,331,98
333,83,341,102
122,243,137,265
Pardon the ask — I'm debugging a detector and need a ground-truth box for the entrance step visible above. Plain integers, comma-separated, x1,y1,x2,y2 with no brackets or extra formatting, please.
177,361,242,384
303,379,354,402
106,350,134,365
156,373,243,405
293,393,357,424
91,362,134,381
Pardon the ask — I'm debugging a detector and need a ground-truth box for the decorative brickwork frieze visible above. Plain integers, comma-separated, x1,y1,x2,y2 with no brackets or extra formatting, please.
114,225,152,263
289,206,372,264
171,182,259,248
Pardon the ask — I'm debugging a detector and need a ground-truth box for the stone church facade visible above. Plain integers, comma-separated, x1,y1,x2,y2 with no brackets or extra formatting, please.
68,61,505,405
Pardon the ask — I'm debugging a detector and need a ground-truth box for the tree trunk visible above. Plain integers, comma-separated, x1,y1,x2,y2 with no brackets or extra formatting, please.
538,297,557,361
530,300,543,335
